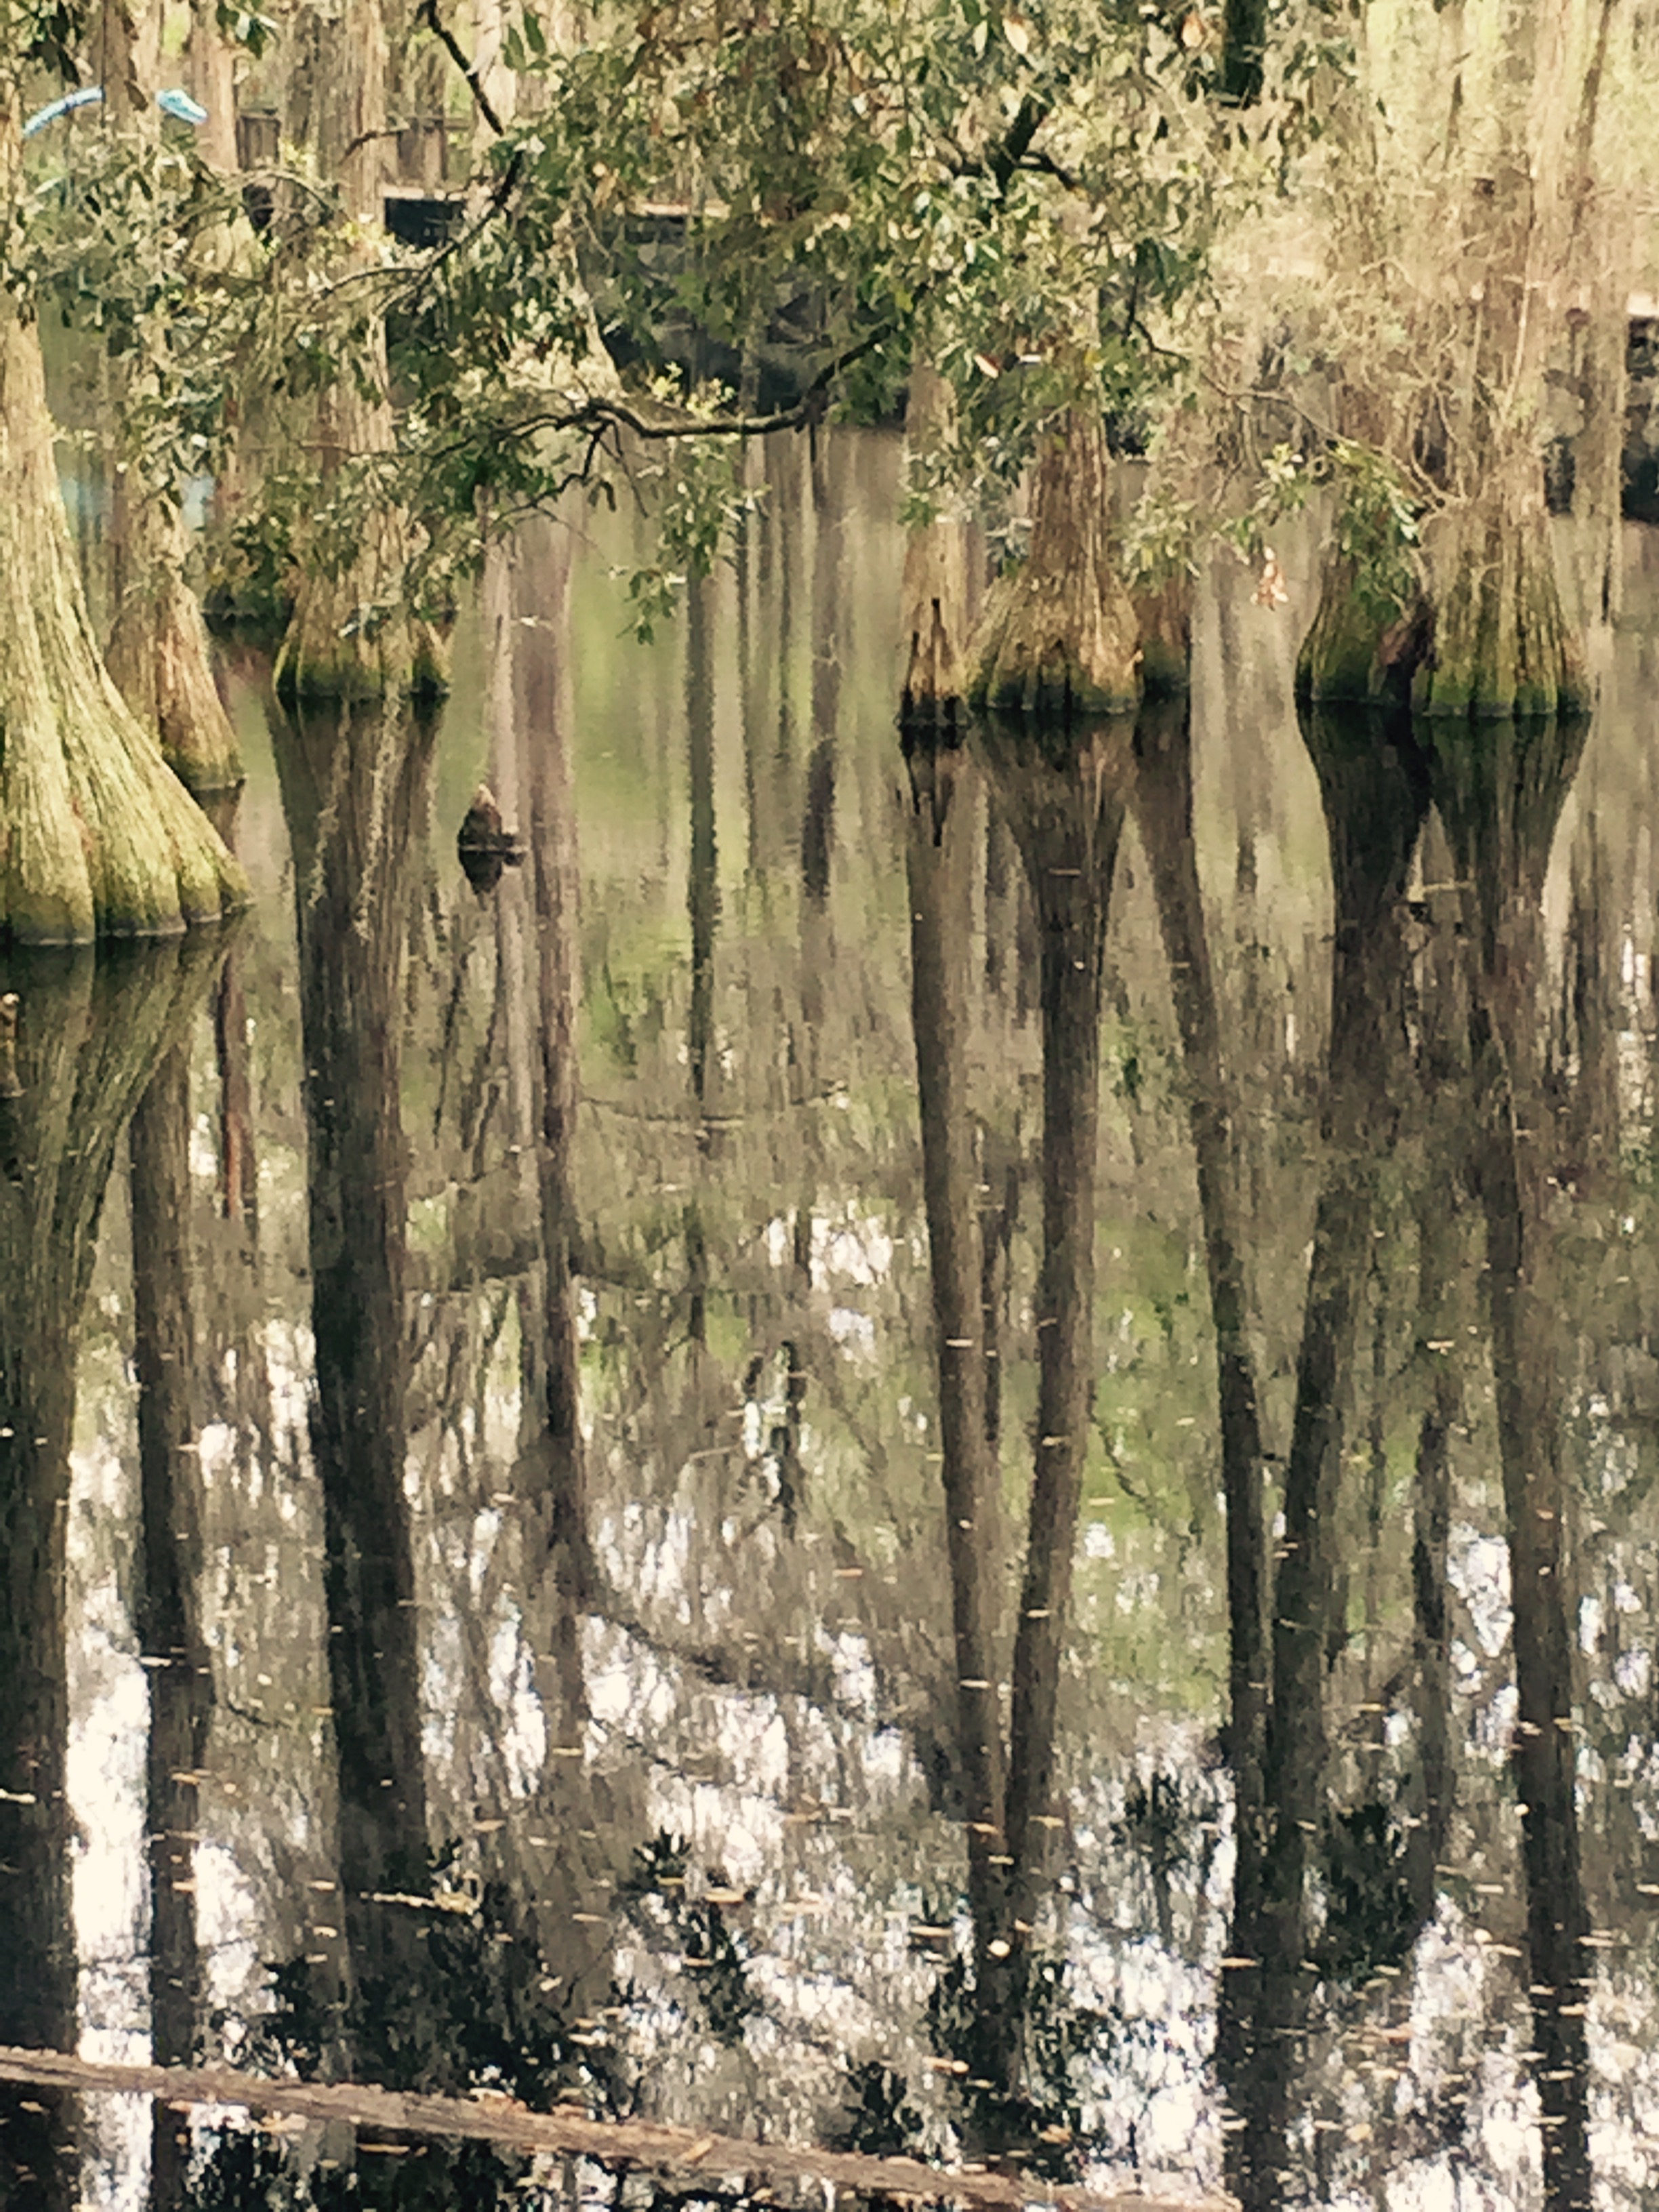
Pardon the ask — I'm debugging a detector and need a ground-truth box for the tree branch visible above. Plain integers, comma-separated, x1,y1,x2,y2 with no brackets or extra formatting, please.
419,0,505,136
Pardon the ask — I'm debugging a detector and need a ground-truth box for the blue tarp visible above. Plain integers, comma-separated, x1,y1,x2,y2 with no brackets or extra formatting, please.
23,85,209,138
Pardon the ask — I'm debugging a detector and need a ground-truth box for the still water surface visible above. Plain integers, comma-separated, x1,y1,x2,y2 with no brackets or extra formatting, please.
4,433,1659,2211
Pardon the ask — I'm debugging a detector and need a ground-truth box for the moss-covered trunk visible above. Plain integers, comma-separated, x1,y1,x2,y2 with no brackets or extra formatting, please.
1411,449,1590,716
108,495,245,795
968,411,1141,720
1300,0,1615,722
0,87,246,943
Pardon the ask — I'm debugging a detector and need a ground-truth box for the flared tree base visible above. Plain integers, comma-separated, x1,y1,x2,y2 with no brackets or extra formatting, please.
1412,502,1590,720
108,565,245,798
0,312,247,945
274,573,449,705
966,411,1143,722
1132,574,1193,699
1298,473,1589,721
1296,556,1429,709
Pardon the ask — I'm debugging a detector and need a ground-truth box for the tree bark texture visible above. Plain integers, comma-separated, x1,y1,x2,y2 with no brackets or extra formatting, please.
129,1036,212,2205
1428,710,1591,2209
1221,705,1427,2212
977,716,1132,1922
519,516,597,1611
98,0,244,795
1131,699,1267,1800
0,90,245,942
968,413,1141,721
277,0,443,701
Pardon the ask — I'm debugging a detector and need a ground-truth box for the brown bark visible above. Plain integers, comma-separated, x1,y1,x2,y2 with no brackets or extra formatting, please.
1428,711,1591,2209
185,0,241,175
0,940,222,2203
968,413,1141,720
277,0,442,701
1220,704,1427,2212
270,696,438,2072
518,516,596,1610
1131,699,1267,1799
98,0,244,795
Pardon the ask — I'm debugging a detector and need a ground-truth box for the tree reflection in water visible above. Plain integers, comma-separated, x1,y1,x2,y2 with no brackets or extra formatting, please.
6,459,1656,2211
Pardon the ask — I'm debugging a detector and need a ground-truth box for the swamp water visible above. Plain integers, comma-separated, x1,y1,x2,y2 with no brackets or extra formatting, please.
3,432,1659,2210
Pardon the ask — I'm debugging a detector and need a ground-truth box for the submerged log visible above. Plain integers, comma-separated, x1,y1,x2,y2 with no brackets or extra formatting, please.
0,2045,1232,2212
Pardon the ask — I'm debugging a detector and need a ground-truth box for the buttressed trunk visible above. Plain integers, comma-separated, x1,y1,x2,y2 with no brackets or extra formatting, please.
0,92,246,943
1301,0,1607,722
97,0,243,794
968,410,1142,720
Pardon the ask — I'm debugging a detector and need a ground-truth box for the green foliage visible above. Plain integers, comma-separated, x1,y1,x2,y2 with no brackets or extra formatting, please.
14,0,85,79
16,132,248,504
618,384,766,640
1326,438,1420,622
1225,436,1420,618
5,0,1352,624
214,0,279,58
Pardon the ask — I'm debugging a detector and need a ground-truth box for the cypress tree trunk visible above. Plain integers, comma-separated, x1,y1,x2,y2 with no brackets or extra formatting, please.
0,87,246,943
968,412,1141,720
975,715,1132,2100
107,506,244,796
1131,699,1266,1797
1411,449,1590,718
98,0,243,794
129,1037,211,2209
519,515,596,1606
899,365,970,728
1300,0,1617,724
276,0,443,701
1428,710,1592,2207
1219,704,1427,2212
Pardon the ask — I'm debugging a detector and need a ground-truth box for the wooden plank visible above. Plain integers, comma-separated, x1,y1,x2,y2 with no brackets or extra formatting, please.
0,2045,1232,2212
